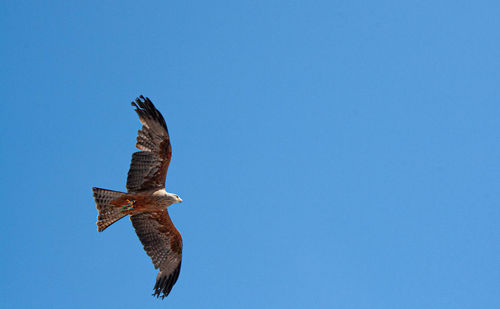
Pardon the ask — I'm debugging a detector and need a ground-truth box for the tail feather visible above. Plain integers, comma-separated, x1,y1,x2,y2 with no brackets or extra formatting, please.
92,187,127,232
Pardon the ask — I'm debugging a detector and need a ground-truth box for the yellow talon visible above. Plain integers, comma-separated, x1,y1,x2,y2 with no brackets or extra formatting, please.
122,199,135,211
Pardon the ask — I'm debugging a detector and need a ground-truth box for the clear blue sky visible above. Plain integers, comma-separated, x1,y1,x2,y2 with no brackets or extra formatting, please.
1,1,499,308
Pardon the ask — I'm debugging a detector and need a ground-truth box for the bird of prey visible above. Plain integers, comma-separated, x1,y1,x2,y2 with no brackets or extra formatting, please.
92,95,183,299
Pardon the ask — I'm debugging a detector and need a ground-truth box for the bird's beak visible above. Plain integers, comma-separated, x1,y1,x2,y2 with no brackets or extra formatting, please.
178,198,183,203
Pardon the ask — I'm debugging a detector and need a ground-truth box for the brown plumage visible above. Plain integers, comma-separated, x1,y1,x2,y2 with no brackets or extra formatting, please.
92,95,183,299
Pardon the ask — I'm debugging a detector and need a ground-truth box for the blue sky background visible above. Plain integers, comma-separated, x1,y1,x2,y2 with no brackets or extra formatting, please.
1,1,499,308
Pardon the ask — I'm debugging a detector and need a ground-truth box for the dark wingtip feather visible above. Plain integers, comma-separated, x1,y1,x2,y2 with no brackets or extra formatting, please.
130,95,168,131
152,262,182,299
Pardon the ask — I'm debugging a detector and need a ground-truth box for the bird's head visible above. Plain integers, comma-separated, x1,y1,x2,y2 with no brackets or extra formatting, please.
165,192,183,205
173,194,183,204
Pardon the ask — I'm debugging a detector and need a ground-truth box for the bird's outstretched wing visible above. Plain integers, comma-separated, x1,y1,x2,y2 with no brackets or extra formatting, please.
126,96,172,193
130,211,183,298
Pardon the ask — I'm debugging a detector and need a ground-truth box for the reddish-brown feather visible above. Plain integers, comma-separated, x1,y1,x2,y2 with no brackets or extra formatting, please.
149,211,183,255
110,195,159,214
108,196,182,255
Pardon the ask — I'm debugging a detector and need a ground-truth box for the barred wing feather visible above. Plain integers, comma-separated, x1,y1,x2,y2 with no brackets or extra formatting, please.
126,96,172,193
130,211,182,298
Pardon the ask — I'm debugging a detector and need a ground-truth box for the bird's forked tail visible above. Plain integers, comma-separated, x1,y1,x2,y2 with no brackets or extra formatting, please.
92,187,128,232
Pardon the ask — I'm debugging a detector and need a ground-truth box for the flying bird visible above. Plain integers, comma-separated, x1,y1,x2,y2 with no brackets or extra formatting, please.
92,95,183,299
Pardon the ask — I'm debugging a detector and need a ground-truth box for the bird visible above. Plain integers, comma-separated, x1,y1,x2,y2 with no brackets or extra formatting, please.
92,95,183,299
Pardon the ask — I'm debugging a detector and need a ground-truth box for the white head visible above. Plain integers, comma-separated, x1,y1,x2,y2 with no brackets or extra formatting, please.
153,189,183,205
168,192,183,204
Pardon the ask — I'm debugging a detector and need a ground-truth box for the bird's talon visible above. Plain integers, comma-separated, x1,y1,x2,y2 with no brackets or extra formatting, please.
121,199,135,211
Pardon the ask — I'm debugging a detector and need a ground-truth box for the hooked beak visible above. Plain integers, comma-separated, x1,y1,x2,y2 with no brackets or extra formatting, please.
177,197,183,203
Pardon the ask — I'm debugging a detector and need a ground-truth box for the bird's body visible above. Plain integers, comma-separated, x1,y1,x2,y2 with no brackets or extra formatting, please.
92,96,183,299
111,191,177,213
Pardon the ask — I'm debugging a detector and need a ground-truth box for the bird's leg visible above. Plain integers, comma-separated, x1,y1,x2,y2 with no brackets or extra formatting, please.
121,199,135,211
